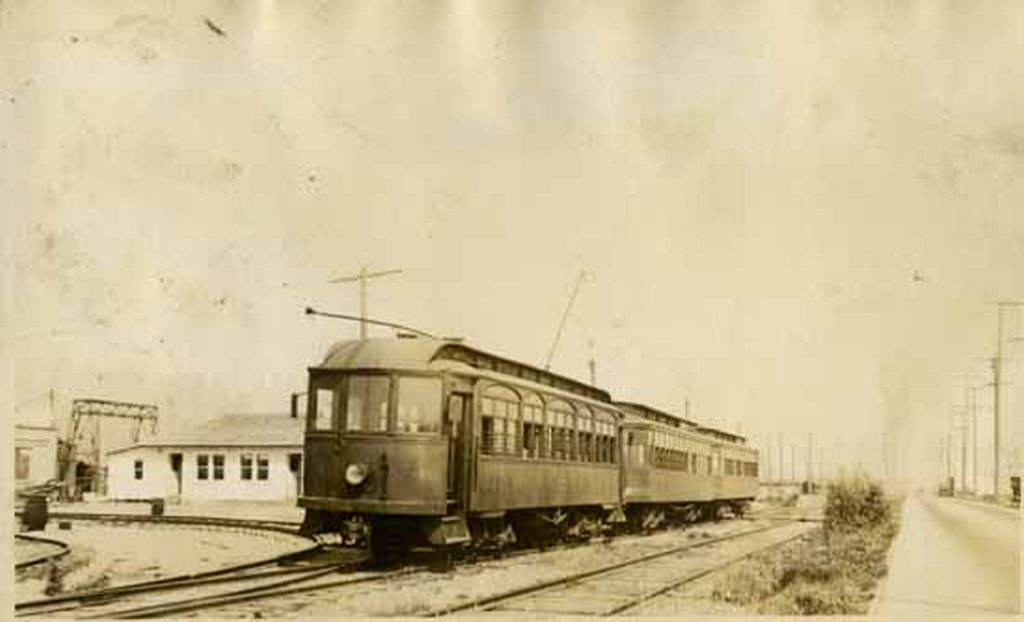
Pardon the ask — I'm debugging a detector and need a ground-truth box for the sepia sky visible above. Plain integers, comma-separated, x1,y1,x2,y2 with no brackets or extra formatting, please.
6,1,1024,487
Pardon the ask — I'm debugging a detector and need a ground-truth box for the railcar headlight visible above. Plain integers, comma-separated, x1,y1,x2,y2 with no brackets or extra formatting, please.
345,463,369,486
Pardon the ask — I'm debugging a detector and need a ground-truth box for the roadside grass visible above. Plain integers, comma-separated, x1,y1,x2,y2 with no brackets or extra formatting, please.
712,475,902,615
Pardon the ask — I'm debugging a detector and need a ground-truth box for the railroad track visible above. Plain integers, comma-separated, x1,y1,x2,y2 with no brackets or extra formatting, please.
16,534,71,570
426,519,815,617
16,546,369,619
15,511,302,536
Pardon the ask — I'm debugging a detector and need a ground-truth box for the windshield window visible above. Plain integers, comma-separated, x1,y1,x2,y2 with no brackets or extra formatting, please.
396,377,442,433
345,375,390,432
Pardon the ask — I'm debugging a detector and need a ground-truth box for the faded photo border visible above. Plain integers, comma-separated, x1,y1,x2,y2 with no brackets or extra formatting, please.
5,1,1024,620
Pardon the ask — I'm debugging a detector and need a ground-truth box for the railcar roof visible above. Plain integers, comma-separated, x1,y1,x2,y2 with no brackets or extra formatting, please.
614,401,700,429
315,337,611,402
695,426,748,444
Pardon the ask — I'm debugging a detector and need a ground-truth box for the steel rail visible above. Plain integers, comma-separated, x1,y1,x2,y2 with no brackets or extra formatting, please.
16,538,322,614
426,520,804,617
90,565,424,619
15,533,70,570
607,528,813,615
12,511,302,535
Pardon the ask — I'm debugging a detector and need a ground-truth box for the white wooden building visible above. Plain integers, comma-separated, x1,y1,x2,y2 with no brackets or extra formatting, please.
106,414,304,502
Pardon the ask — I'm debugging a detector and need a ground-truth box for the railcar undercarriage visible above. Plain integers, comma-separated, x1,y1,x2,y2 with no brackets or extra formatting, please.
301,499,753,565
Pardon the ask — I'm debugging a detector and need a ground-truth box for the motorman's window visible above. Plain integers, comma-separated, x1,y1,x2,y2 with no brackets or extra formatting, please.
134,460,143,480
346,375,390,432
313,388,335,431
396,376,442,433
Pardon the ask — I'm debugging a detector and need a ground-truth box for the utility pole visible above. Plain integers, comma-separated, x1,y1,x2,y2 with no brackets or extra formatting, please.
807,432,813,489
328,266,403,339
991,301,1024,497
954,411,967,494
791,444,797,482
970,385,978,494
946,431,953,483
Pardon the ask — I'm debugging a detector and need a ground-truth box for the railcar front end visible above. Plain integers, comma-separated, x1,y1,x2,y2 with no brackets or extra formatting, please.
299,367,469,558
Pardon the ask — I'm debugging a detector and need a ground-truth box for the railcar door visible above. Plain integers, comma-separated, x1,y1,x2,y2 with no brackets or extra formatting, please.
445,392,471,508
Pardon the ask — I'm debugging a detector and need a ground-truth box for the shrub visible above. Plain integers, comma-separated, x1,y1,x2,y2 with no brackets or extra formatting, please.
824,475,892,533
712,475,902,615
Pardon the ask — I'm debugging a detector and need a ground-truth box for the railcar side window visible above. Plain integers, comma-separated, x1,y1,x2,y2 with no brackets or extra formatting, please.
397,377,442,433
480,385,520,456
522,393,544,459
578,407,594,462
313,388,335,431
345,375,390,432
547,399,574,460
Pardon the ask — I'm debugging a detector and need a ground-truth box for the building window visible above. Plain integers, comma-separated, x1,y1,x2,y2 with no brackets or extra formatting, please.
213,454,225,480
240,454,253,480
134,459,144,480
257,454,269,480
197,454,209,480
15,448,31,480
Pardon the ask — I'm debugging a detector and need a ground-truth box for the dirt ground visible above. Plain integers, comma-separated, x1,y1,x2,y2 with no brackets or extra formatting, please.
15,520,312,602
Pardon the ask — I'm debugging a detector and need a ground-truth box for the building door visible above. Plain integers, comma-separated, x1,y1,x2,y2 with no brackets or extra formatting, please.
288,453,303,496
445,393,471,507
169,453,182,496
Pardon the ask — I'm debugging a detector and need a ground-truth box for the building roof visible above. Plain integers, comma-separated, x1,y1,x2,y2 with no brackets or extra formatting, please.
107,414,303,454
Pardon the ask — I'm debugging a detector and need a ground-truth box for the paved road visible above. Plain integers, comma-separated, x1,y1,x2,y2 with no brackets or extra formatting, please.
873,494,1019,617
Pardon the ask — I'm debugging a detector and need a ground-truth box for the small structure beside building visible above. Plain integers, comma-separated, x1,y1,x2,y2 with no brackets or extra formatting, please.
15,423,59,490
106,414,304,502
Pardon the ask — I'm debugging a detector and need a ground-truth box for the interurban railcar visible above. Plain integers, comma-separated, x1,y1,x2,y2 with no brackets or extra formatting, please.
618,402,758,529
297,337,758,559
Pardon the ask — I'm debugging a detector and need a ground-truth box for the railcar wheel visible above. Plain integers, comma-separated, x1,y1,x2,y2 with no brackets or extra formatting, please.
368,518,413,567
299,510,330,537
